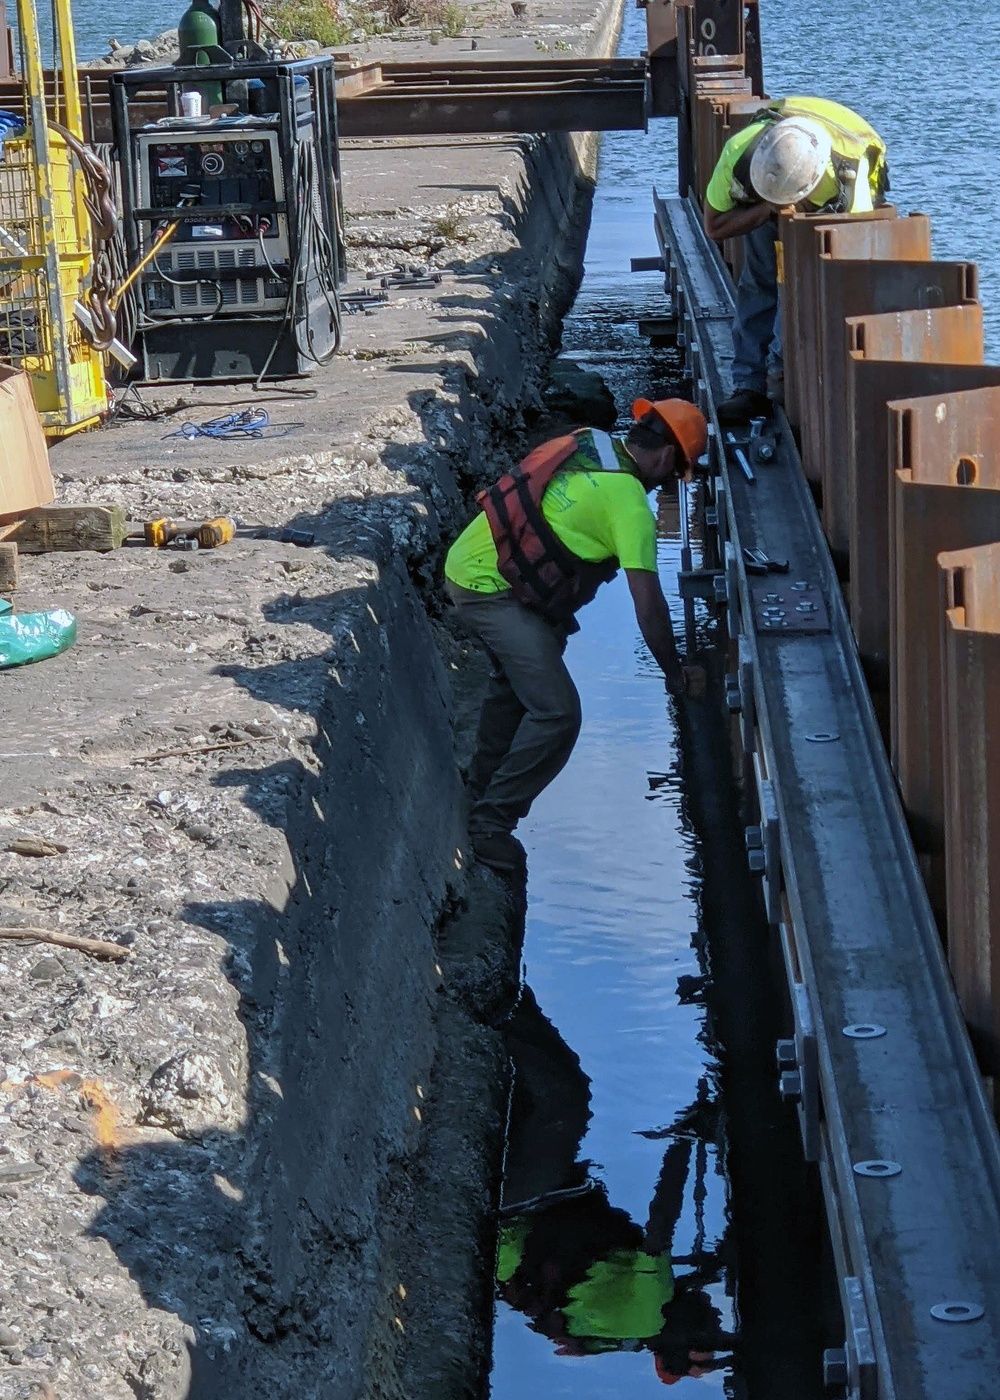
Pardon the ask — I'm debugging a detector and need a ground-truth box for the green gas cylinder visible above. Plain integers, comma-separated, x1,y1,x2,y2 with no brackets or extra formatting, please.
177,0,224,107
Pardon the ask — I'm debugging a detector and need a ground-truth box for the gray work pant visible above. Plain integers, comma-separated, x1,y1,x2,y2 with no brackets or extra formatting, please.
731,217,783,395
449,588,582,838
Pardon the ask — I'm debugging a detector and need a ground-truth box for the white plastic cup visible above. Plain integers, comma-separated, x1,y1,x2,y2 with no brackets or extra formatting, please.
180,91,203,118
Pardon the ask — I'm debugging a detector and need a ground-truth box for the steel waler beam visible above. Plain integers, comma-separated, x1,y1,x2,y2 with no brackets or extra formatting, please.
890,385,1000,926
846,305,1000,705
818,254,978,564
778,208,896,438
939,541,1000,1082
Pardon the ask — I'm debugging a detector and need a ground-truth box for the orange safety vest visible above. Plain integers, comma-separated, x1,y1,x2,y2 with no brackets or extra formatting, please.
479,431,619,624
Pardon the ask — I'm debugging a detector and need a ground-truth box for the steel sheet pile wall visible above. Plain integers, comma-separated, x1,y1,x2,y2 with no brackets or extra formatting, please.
661,4,1000,1393
759,88,1000,1081
940,542,1000,1080
889,388,1000,923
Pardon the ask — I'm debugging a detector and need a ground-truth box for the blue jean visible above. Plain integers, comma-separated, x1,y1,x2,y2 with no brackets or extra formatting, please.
731,218,783,394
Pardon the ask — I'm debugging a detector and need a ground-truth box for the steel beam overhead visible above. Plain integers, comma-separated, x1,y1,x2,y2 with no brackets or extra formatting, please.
656,191,1000,1400
336,58,651,136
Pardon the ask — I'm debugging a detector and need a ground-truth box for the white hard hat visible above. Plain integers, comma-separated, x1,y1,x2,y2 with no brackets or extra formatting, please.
749,116,833,206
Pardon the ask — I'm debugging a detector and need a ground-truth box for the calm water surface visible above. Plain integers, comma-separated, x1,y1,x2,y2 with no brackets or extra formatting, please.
485,0,1000,1390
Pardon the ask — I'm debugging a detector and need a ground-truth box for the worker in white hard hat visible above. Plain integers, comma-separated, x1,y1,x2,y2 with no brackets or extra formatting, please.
702,97,888,426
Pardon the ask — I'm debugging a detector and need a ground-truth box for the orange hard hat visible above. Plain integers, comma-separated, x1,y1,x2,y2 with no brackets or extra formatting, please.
632,397,708,469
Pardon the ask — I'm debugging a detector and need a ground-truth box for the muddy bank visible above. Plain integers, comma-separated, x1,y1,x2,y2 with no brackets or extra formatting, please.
0,1,624,1396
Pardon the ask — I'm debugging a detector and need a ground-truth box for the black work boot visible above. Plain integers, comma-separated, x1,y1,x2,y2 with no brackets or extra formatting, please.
470,830,526,874
716,388,770,426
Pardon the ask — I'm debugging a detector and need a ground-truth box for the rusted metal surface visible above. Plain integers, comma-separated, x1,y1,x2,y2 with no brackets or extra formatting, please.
800,214,932,494
940,541,1000,1078
890,385,1000,924
818,255,978,562
937,526,1000,1082
690,0,744,58
643,0,679,117
778,208,896,446
658,190,1000,1400
846,305,1000,701
337,57,651,136
0,2,13,80
0,58,651,142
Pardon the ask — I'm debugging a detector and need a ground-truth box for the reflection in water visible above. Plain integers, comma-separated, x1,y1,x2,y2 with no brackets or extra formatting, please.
499,989,735,1387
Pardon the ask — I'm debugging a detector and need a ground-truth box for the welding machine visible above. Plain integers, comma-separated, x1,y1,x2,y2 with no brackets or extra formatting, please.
111,55,343,382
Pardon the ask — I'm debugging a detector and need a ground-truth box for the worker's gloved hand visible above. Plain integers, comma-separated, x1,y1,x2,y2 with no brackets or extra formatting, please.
683,663,707,698
665,661,706,698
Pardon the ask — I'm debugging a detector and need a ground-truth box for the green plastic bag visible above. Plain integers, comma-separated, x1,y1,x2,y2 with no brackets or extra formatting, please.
0,605,77,668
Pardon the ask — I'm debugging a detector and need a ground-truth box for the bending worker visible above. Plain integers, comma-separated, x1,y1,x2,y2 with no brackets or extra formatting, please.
444,399,708,873
703,96,888,425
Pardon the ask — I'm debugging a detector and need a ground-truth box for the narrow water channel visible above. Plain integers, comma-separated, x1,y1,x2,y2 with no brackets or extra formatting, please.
489,9,825,1397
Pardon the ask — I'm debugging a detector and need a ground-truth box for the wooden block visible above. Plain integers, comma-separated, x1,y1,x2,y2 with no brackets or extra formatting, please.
3,505,127,553
0,542,18,591
0,366,55,515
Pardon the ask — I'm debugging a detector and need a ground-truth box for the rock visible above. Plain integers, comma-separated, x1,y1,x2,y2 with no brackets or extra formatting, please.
543,359,618,428
0,1324,17,1347
139,1051,238,1135
28,956,66,983
0,1162,45,1185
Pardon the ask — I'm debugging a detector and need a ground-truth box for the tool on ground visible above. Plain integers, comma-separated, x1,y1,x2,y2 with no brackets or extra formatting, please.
368,264,443,290
139,516,237,549
342,290,389,314
743,546,789,575
733,446,756,482
749,416,776,463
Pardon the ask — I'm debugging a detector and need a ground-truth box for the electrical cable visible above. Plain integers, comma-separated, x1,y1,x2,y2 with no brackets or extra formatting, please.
167,407,272,439
253,130,342,387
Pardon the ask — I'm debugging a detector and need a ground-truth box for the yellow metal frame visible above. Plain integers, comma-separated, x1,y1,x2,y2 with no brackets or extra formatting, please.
0,0,107,436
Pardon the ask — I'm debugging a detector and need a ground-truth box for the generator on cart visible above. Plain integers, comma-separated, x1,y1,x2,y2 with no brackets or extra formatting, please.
110,2,343,384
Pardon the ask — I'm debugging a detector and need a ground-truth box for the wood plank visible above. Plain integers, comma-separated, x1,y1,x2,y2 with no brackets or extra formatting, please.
0,541,18,590
0,367,55,515
3,505,127,553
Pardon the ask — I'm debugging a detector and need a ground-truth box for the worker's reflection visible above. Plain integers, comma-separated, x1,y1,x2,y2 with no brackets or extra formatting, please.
497,986,735,1384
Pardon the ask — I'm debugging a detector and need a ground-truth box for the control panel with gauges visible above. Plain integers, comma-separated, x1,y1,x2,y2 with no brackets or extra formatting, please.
136,125,290,317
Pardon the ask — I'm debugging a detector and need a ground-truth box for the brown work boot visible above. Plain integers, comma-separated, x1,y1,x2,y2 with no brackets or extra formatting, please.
716,389,770,426
470,830,526,874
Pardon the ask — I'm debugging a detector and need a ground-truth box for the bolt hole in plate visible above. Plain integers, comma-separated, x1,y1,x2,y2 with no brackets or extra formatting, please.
805,731,840,743
930,1301,985,1324
853,1159,902,1178
843,1023,887,1039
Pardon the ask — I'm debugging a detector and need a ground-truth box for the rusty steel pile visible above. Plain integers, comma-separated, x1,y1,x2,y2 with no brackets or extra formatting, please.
645,1,1000,1397
672,0,1000,1091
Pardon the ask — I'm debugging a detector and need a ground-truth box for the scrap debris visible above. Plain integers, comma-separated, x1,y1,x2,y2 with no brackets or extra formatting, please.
131,733,277,763
5,837,68,856
0,925,131,961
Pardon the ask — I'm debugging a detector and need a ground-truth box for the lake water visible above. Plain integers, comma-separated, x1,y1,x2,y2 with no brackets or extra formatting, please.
759,0,1000,354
